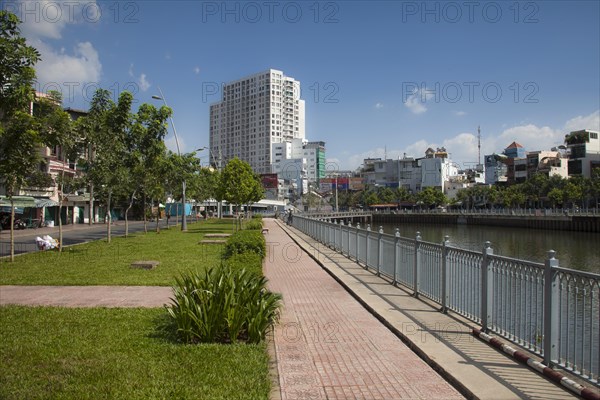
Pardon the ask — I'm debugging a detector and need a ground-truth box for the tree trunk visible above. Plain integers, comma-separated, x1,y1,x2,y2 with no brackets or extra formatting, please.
9,198,15,262
106,190,112,243
125,190,135,238
58,170,64,253
175,203,179,227
88,144,94,225
155,199,160,233
143,193,147,233
89,183,94,225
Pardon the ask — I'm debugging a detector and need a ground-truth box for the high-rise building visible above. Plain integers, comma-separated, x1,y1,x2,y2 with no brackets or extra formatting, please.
209,69,305,174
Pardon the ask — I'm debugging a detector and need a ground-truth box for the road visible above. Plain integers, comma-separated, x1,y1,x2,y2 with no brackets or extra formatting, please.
0,219,183,258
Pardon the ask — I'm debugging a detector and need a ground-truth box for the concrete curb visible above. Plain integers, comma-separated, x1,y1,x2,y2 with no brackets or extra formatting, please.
472,328,599,400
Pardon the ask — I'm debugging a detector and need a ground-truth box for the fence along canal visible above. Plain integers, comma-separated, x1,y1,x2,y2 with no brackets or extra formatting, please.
291,215,600,386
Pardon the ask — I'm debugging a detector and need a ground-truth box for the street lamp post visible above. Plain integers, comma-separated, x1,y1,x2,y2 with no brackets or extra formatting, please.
335,175,339,212
152,87,202,231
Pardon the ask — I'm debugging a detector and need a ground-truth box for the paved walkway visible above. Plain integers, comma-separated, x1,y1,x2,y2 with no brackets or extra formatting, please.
273,219,581,400
263,219,462,400
0,285,171,307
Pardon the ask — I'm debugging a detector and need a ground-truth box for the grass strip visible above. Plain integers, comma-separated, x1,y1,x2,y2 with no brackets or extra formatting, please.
0,306,270,400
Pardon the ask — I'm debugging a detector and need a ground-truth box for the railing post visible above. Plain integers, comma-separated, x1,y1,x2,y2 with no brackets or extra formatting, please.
356,223,361,261
441,235,450,313
413,232,421,297
393,228,400,285
543,250,559,367
347,221,352,256
481,241,494,332
377,226,383,276
331,220,336,248
339,220,343,251
366,224,371,270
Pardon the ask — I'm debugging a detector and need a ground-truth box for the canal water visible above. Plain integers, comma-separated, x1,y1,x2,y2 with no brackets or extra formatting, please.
379,222,600,274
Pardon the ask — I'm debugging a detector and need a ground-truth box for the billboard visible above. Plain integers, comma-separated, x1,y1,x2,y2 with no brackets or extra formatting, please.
260,173,278,189
349,177,365,190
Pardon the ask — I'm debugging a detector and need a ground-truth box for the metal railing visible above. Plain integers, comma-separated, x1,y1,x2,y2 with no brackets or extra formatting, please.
291,214,600,385
373,207,600,217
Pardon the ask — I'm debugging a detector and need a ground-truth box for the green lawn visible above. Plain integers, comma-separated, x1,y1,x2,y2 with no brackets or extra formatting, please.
0,306,270,400
0,220,237,286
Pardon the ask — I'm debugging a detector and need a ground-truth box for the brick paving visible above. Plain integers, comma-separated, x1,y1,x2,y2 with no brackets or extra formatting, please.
263,219,463,400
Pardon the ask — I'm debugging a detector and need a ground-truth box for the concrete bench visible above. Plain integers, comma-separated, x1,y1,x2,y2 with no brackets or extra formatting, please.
262,228,269,234
204,233,231,238
131,260,159,270
199,240,227,244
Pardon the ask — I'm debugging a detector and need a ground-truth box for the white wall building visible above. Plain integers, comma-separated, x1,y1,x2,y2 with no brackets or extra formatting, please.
209,69,305,174
271,139,325,186
361,148,458,193
566,130,600,178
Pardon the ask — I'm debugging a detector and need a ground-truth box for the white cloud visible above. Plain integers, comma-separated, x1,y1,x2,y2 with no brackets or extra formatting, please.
14,0,103,100
454,111,467,116
338,110,600,171
497,124,562,152
404,88,434,114
374,102,384,109
138,73,151,92
564,110,600,133
164,135,185,154
128,64,150,92
35,40,102,86
194,66,201,75
16,0,98,40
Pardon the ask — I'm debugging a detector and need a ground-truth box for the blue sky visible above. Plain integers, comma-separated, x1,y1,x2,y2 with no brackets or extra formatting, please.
6,0,600,170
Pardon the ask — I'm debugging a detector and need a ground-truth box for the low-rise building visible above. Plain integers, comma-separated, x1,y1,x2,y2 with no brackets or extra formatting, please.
565,129,600,177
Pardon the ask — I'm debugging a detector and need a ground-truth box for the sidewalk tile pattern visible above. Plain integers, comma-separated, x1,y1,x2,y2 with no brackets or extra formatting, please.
264,220,463,400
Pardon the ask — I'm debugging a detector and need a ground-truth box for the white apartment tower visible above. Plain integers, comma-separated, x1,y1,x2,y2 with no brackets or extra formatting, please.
209,69,306,174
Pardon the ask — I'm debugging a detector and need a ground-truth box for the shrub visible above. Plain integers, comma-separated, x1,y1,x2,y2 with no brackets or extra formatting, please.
251,214,263,220
225,252,263,276
165,267,281,344
223,230,265,258
245,220,263,230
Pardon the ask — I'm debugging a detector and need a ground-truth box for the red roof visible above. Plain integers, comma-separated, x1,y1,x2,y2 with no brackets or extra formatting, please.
505,141,523,148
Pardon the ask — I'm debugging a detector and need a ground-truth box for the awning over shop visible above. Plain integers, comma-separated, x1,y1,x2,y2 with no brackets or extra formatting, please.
0,195,36,208
34,198,58,208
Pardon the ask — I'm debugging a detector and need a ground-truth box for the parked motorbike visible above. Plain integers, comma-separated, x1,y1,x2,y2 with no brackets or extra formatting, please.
0,215,27,230
14,218,26,230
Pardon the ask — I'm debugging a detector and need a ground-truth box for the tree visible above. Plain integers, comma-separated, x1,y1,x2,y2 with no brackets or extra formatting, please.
219,158,264,229
563,179,584,208
591,169,600,208
34,91,77,252
84,91,133,242
377,187,395,204
124,103,170,236
548,187,563,208
0,11,57,261
74,89,114,226
363,191,379,207
416,187,447,208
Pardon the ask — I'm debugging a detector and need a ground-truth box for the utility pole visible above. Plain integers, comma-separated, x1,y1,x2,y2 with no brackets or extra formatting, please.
478,125,481,167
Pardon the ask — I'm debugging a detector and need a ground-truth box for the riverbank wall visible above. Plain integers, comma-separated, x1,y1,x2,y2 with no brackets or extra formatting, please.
372,213,600,233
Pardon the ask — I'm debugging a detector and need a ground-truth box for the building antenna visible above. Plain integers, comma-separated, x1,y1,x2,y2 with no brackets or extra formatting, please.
477,125,481,166
384,145,387,160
